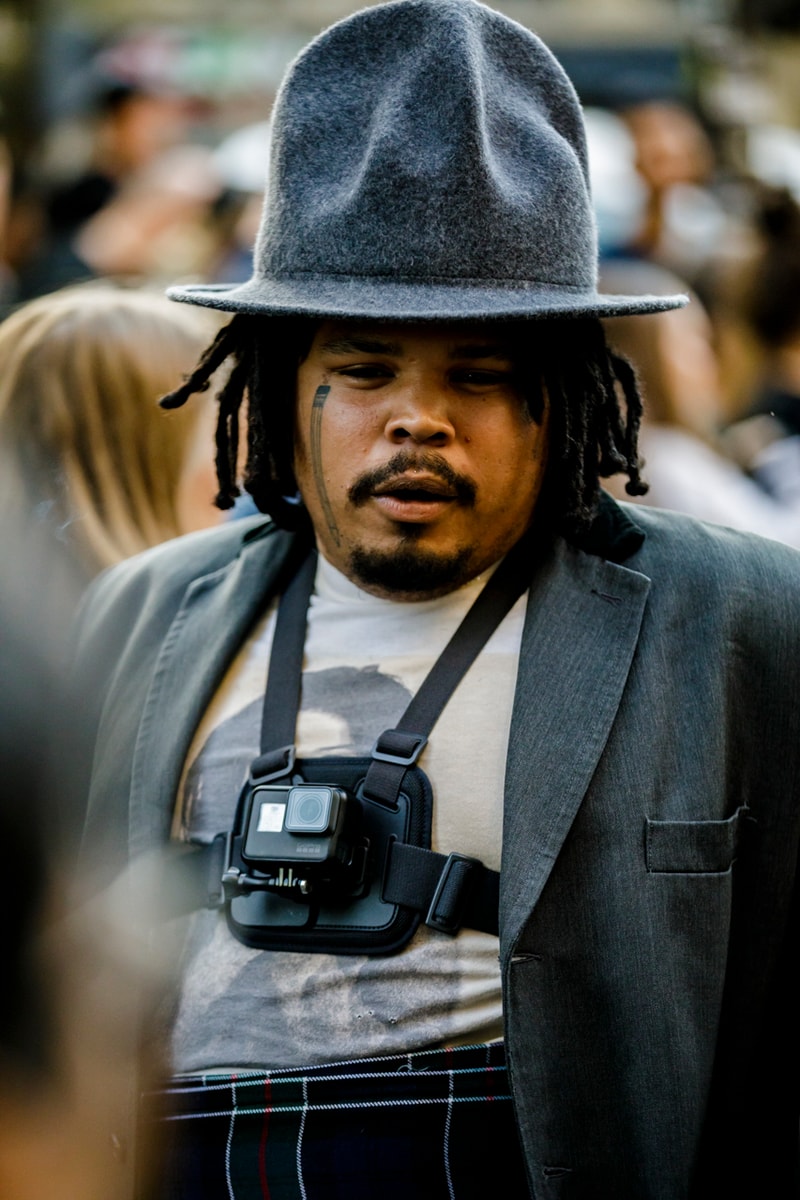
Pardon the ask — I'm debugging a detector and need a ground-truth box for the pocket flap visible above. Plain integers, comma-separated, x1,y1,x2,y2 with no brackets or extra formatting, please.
646,805,750,874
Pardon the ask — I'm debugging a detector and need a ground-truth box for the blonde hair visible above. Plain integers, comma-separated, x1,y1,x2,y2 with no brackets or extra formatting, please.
0,283,222,576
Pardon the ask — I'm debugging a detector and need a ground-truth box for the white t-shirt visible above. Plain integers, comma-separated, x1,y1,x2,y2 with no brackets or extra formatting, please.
169,552,526,1071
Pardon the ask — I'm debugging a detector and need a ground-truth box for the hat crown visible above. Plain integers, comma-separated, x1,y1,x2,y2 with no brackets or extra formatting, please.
258,0,597,289
168,0,687,319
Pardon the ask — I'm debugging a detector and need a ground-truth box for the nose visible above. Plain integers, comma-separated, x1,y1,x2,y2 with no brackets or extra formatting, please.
384,382,455,447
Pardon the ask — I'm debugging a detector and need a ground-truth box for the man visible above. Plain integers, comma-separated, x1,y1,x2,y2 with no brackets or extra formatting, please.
75,1,800,1197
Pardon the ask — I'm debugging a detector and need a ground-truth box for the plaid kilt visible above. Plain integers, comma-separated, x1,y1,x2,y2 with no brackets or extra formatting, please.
147,1041,530,1199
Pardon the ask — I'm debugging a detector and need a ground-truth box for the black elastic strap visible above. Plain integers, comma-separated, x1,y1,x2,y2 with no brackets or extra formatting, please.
261,533,535,783
204,533,536,936
396,532,534,736
183,820,502,936
383,842,499,936
262,531,536,778
362,531,536,806
259,548,317,756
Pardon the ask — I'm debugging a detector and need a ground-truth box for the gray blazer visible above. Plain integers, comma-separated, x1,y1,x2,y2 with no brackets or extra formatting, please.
75,497,800,1198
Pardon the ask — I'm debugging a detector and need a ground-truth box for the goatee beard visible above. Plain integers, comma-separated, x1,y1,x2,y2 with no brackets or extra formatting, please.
348,534,475,599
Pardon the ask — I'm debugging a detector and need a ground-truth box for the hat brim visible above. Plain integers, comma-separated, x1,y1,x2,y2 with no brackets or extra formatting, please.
166,276,687,321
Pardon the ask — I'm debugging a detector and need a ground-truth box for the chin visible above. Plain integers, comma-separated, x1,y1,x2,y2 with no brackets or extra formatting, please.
347,537,476,599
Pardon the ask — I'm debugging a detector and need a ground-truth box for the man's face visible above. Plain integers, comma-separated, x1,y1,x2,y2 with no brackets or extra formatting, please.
293,321,549,599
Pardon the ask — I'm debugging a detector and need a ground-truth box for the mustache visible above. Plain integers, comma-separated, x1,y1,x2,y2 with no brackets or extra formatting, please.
347,451,477,507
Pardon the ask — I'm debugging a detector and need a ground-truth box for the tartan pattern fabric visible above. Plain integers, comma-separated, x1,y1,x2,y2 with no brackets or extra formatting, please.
147,1042,530,1199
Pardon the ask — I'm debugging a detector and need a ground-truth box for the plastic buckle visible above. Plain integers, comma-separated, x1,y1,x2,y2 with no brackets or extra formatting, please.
219,833,241,903
370,731,427,767
425,853,480,935
250,744,296,783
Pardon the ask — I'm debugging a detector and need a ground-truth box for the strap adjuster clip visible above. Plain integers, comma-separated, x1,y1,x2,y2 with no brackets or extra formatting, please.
425,852,481,935
370,731,427,767
249,744,296,783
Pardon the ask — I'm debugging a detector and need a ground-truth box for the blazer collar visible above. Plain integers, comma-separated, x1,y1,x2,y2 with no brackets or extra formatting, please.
570,490,646,564
500,513,651,952
129,524,300,855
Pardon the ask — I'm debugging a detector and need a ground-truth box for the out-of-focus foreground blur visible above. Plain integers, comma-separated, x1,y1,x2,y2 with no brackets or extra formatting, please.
0,495,177,1200
2,3,800,1196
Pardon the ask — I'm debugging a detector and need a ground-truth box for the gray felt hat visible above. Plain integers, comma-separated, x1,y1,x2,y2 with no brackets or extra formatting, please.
168,0,686,321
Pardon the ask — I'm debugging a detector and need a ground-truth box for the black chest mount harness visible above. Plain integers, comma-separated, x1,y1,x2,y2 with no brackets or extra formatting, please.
187,536,534,956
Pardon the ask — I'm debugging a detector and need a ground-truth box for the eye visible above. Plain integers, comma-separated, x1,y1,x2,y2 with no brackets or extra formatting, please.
450,367,517,390
335,363,395,384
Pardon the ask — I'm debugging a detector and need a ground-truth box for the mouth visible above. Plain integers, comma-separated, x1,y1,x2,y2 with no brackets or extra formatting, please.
370,474,459,521
347,453,477,523
373,474,457,500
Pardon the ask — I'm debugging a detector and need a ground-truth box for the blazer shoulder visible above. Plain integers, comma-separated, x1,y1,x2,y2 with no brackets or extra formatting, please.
80,516,276,612
619,501,800,629
72,517,293,660
628,500,800,565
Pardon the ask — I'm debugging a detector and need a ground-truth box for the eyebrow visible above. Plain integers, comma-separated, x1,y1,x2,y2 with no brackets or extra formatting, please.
448,343,515,361
318,337,516,360
318,337,404,356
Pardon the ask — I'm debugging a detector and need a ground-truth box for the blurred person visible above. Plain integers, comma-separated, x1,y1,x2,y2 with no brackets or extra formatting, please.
719,185,800,506
73,3,800,1197
0,495,177,1200
71,143,225,285
203,119,273,284
49,80,192,227
601,258,800,544
17,145,224,300
0,283,224,584
16,78,195,300
0,130,13,304
618,99,734,285
583,106,648,260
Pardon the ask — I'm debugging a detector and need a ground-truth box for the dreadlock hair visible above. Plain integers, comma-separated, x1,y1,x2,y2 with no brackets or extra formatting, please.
160,313,314,528
159,313,647,542
530,319,647,537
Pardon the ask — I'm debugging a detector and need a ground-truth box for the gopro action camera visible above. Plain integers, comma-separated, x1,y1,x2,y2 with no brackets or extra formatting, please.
240,782,357,894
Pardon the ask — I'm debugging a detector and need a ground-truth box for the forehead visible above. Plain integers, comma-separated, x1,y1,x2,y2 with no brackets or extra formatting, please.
308,319,520,357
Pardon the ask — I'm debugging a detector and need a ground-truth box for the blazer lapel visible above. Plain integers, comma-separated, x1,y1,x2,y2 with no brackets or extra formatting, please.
501,536,651,950
128,528,297,856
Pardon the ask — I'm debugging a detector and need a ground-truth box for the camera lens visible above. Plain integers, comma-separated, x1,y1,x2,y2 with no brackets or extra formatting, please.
297,793,324,826
285,787,334,834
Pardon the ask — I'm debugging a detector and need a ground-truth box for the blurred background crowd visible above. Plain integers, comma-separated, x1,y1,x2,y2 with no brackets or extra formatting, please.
4,0,800,558
2,0,800,1195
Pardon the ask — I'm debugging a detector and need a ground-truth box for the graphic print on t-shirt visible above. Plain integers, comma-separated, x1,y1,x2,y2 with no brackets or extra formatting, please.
171,559,519,1070
181,664,413,840
173,659,497,1070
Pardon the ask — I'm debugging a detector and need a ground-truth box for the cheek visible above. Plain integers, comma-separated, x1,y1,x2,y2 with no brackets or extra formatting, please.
478,409,546,470
330,394,384,438
294,396,376,502
491,418,549,509
315,399,383,469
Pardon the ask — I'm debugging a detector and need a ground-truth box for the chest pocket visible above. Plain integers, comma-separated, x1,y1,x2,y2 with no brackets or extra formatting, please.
645,804,752,874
